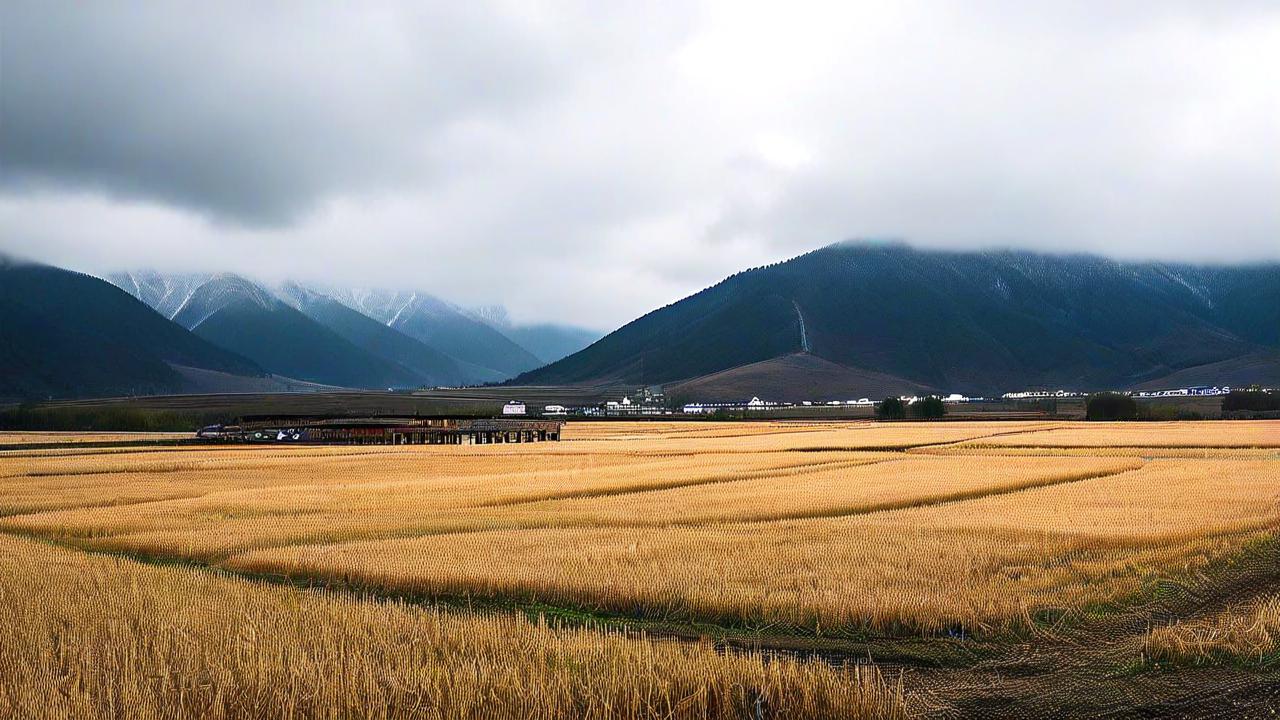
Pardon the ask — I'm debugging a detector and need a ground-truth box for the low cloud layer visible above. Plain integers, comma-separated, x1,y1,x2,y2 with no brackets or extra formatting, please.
3,1,1278,328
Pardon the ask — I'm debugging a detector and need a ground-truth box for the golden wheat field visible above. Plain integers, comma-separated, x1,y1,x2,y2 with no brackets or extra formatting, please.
0,534,903,719
1,419,1278,717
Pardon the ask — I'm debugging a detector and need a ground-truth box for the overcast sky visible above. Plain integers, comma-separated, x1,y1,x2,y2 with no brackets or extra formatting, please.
2,1,1278,328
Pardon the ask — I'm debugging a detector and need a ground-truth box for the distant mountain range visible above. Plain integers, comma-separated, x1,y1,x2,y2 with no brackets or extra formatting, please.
516,242,1280,398
318,288,542,380
4,244,1276,401
276,283,468,386
105,271,601,392
0,258,602,400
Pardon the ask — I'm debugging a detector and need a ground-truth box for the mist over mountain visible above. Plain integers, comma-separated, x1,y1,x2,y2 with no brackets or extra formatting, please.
499,325,602,365
515,242,1280,397
464,305,602,365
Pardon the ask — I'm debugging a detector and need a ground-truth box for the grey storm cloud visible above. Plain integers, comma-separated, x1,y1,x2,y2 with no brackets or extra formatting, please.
0,1,570,225
1,1,1278,328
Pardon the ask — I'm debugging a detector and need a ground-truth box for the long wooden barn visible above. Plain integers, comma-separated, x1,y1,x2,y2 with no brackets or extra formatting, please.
196,416,564,445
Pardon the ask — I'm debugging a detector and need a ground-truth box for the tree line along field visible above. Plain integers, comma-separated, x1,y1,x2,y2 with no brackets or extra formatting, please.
1,420,1279,717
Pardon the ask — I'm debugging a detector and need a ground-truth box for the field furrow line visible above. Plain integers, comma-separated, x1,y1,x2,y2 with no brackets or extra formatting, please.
656,463,1150,527
472,455,895,507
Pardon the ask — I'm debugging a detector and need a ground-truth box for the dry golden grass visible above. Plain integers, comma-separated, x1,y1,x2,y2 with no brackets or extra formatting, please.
0,534,904,719
910,445,1280,459
0,446,697,516
1144,593,1280,667
560,420,864,440
1,450,886,555
871,458,1280,539
485,454,1141,526
225,455,1279,635
230,517,1262,636
15,452,1118,560
3,421,1278,641
554,421,1066,455
949,421,1280,449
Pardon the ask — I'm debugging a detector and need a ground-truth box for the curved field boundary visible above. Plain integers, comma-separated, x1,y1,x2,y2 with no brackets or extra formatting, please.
471,455,896,507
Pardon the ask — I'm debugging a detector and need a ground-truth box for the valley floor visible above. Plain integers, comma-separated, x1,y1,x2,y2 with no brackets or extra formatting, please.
1,420,1278,718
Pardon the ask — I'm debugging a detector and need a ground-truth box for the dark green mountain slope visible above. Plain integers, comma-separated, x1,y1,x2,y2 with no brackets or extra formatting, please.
387,296,543,378
279,284,467,387
325,290,543,380
1175,265,1280,347
515,243,1280,394
0,258,262,399
172,275,424,389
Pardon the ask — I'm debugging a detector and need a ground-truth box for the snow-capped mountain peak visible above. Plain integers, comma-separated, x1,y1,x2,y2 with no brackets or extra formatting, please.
107,270,213,321
466,304,512,329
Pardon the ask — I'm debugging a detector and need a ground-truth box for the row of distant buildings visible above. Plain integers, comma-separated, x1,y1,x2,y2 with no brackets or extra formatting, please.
504,397,674,417
499,383,1261,418
502,390,984,418
1002,385,1241,400
503,387,674,417
685,393,984,413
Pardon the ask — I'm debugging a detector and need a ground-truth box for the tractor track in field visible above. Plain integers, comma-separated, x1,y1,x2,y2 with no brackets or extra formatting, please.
905,531,1280,719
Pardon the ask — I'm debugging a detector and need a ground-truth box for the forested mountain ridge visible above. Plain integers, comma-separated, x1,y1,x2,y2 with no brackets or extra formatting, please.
515,242,1280,395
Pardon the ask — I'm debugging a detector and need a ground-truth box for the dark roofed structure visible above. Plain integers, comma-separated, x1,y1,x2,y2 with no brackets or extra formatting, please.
196,416,562,445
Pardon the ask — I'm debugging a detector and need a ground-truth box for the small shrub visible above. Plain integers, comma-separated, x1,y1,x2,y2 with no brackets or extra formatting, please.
908,396,946,419
1222,390,1280,413
875,397,905,420
1086,392,1138,421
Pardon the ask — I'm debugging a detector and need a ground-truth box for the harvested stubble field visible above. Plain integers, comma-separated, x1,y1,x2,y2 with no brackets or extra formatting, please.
2,419,1279,718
